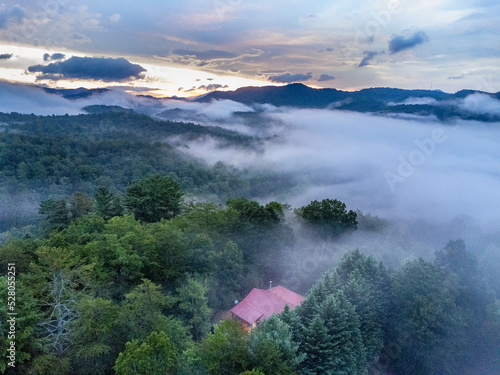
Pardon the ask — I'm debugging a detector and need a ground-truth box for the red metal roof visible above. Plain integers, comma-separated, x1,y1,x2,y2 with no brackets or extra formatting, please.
230,286,304,325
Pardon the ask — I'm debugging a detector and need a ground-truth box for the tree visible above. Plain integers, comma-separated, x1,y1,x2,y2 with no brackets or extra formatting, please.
390,259,463,374
69,192,95,220
38,199,70,236
71,297,120,374
249,314,304,374
0,277,43,374
211,241,244,309
27,245,90,375
333,250,391,364
295,199,357,238
198,320,250,375
119,279,192,353
124,175,183,222
176,278,212,341
114,331,177,375
435,240,499,373
300,314,334,374
94,187,123,220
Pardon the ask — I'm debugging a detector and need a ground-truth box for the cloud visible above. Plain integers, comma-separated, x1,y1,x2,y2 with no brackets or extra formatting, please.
317,74,335,82
448,73,466,80
110,13,121,22
186,84,229,92
0,4,26,28
43,53,66,61
171,49,237,60
27,56,146,82
178,106,500,227
389,31,429,54
358,51,379,67
268,72,313,83
459,93,500,115
0,53,13,60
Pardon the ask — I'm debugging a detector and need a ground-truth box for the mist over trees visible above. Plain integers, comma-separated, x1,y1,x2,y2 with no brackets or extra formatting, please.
1,111,499,374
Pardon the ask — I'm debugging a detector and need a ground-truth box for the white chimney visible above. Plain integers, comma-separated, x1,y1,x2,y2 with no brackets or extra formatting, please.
269,281,272,292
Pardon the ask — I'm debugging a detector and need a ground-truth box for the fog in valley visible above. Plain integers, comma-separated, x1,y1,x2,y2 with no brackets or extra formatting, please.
2,80,499,290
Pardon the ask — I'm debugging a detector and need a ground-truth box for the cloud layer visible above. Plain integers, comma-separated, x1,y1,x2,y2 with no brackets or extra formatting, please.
173,104,500,227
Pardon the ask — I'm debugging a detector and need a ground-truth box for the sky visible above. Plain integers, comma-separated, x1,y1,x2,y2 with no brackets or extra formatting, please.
0,0,499,97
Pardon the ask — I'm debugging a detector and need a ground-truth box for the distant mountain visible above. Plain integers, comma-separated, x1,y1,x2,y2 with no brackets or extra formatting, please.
43,86,108,99
83,105,134,114
197,83,500,121
197,83,450,108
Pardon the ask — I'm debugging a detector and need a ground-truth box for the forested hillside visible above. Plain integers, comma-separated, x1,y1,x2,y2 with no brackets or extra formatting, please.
0,111,286,232
1,112,499,374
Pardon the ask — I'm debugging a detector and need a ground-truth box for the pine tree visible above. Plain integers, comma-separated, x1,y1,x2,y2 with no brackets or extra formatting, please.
95,187,123,220
300,314,334,374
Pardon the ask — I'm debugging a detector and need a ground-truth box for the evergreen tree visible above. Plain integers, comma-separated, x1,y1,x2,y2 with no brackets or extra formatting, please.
250,314,304,373
71,297,120,374
390,259,463,374
69,192,95,220
95,187,123,220
300,314,334,374
38,199,70,236
320,293,367,374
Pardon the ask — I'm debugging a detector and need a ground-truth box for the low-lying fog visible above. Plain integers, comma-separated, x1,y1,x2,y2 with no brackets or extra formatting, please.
2,81,499,266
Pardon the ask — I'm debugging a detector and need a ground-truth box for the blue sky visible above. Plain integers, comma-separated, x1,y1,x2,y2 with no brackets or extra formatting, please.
0,0,499,96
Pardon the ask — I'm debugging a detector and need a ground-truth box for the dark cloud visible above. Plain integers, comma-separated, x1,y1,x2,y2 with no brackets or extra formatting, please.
43,53,66,61
268,72,313,83
317,74,335,82
27,56,146,82
0,5,26,28
448,73,466,80
358,51,379,67
186,84,229,92
389,31,429,54
0,53,13,60
171,49,237,60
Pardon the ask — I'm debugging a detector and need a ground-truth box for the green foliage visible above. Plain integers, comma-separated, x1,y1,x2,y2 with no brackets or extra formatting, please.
0,112,253,232
176,278,212,341
124,175,183,223
69,192,95,220
198,319,250,375
390,258,463,374
295,199,357,238
211,241,244,309
333,250,391,364
114,331,177,375
299,292,367,375
239,370,265,375
0,277,43,373
71,297,120,374
38,199,70,236
227,198,284,227
94,187,123,220
250,314,303,374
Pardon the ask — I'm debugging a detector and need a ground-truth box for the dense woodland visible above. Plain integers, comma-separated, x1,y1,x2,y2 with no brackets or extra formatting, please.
1,112,500,374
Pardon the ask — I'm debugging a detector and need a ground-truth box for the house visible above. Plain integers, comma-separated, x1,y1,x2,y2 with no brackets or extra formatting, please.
230,284,304,332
